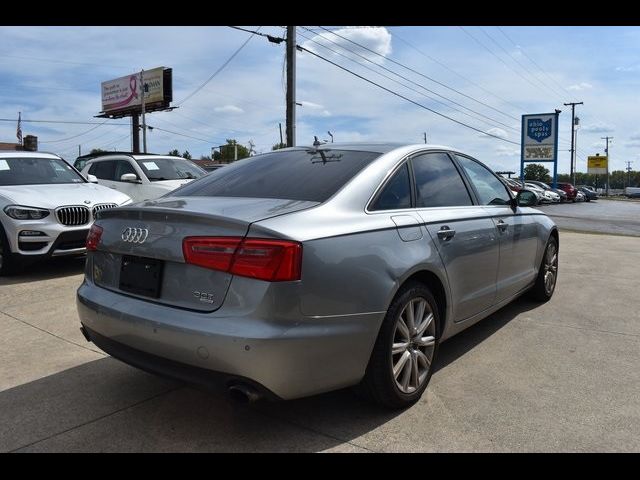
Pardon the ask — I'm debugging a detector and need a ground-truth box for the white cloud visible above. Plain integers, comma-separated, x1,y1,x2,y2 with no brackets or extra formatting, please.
299,101,324,109
213,105,244,114
581,122,615,133
300,27,392,64
567,82,593,91
495,145,519,157
615,64,640,72
481,127,508,139
629,132,640,141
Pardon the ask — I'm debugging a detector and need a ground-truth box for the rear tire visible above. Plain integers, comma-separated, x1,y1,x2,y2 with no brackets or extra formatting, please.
0,226,19,276
529,236,558,302
356,282,440,409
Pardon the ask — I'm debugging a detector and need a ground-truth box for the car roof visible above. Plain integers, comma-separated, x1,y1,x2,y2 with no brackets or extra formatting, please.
84,154,186,163
277,142,461,155
0,150,62,159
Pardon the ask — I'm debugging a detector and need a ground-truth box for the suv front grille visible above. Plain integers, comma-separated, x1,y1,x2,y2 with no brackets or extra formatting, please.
92,203,118,218
56,206,90,226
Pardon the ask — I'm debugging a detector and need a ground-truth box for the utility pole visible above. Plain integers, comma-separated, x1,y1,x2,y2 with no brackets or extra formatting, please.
423,132,427,144
286,26,296,147
601,136,613,196
132,115,140,153
234,142,238,161
140,69,147,153
564,102,583,185
279,122,283,147
78,145,81,157
626,161,634,188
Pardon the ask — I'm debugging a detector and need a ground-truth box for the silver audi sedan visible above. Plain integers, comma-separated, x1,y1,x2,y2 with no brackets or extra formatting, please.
77,143,558,408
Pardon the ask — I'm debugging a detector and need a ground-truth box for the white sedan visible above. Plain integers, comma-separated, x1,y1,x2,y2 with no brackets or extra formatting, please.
0,151,131,275
81,153,207,203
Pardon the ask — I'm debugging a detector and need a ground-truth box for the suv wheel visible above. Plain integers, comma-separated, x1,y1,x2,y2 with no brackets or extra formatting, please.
357,282,440,409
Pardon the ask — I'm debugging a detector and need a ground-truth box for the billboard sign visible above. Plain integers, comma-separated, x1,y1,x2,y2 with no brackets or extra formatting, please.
588,155,608,174
521,113,558,162
101,67,172,116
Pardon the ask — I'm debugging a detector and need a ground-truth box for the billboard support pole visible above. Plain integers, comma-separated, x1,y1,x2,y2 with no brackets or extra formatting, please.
132,114,140,153
141,69,147,154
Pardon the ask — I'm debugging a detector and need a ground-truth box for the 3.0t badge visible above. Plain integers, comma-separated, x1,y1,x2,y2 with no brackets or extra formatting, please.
121,227,149,244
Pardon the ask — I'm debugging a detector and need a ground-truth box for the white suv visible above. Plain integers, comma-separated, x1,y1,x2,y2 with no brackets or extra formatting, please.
0,151,131,275
80,153,207,203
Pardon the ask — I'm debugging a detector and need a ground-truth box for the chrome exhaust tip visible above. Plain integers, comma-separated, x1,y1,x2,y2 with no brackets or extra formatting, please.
228,383,262,404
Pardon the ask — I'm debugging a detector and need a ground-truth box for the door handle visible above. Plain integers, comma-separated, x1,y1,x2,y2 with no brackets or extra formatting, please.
496,219,508,231
437,226,456,240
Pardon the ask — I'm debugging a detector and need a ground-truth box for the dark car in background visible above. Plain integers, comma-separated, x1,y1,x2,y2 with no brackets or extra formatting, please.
527,180,568,203
577,186,598,202
556,182,578,202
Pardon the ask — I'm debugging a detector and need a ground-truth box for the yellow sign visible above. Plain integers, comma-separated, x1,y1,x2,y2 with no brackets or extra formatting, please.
588,155,607,174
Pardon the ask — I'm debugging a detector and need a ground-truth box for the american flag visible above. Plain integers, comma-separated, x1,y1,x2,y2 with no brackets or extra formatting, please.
16,112,22,144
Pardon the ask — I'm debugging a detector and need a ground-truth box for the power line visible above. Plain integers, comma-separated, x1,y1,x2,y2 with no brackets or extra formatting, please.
458,26,554,97
296,45,520,146
317,26,521,124
478,27,566,101
389,28,526,113
147,125,224,144
39,120,111,144
175,27,262,107
0,118,127,125
495,27,579,102
297,28,518,132
302,27,518,132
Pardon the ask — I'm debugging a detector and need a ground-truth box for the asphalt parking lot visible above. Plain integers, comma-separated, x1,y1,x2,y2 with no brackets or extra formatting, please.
537,199,640,236
1,223,639,451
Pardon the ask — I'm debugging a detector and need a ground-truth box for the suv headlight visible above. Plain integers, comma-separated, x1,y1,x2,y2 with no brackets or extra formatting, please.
3,205,50,220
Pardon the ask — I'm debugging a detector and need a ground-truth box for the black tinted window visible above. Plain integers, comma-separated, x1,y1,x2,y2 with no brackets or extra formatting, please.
455,155,511,206
91,161,117,180
0,157,85,185
175,149,381,203
412,152,472,207
371,163,412,211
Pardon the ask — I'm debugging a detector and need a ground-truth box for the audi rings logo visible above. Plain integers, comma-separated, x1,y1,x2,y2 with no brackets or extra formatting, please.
121,227,149,244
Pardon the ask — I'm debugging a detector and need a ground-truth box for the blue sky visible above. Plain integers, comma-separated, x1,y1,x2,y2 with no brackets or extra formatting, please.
0,26,638,173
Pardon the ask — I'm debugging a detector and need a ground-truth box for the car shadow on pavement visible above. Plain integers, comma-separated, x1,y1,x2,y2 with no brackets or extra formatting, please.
0,256,86,286
0,296,540,452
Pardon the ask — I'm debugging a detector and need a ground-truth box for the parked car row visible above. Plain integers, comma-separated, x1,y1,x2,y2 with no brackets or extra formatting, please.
499,177,598,205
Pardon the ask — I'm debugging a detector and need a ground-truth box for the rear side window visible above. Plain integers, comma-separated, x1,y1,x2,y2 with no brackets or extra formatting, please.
370,163,412,211
175,149,381,203
412,152,472,207
89,160,116,180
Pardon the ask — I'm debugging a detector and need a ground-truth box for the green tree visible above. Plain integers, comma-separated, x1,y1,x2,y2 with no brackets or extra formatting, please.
90,148,106,154
272,142,287,151
524,163,551,182
182,150,192,160
167,149,180,157
218,139,250,162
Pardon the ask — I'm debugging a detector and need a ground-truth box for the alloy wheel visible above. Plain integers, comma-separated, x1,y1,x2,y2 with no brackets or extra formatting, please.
391,298,436,394
544,242,558,295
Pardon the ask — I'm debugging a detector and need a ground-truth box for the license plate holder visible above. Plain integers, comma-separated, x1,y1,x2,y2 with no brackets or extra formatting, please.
119,255,163,298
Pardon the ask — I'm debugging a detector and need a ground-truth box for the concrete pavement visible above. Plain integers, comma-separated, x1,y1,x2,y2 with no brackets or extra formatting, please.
1,233,639,452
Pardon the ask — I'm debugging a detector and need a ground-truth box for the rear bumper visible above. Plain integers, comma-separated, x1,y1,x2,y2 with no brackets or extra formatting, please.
76,281,383,400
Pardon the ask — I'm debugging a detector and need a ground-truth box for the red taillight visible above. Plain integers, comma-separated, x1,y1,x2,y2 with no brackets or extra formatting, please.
183,237,302,282
86,224,103,251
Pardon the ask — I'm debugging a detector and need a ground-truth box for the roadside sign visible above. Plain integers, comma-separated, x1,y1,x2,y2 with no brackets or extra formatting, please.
587,155,608,174
521,112,560,187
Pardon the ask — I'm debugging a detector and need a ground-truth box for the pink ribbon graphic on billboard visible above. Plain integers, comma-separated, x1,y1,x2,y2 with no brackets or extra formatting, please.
103,75,139,110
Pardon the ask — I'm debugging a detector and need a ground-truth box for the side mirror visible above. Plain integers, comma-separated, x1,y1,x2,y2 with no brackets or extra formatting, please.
120,173,141,183
87,174,98,183
515,190,538,207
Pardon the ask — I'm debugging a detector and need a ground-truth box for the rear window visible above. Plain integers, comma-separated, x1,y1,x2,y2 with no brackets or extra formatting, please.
174,149,381,202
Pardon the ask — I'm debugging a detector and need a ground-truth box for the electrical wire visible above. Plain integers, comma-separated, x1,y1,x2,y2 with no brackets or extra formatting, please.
175,27,261,107
301,28,518,130
317,26,521,123
296,45,520,145
297,28,518,132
